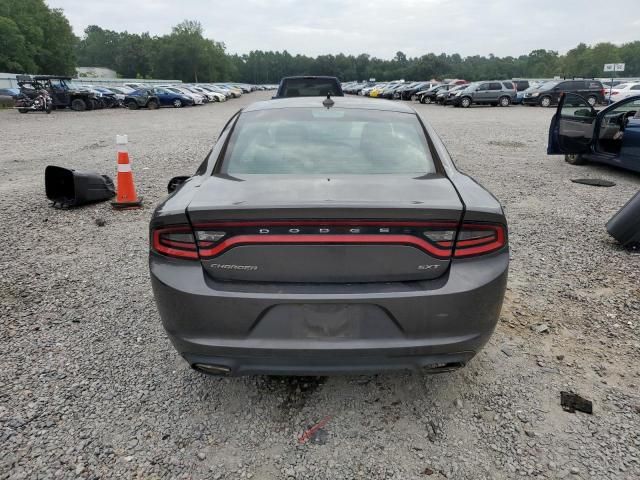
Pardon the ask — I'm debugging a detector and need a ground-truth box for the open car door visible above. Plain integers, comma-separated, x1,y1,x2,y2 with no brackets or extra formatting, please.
547,93,597,155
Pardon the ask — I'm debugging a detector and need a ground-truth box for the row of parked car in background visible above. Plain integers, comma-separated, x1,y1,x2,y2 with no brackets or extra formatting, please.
0,76,275,113
342,78,640,108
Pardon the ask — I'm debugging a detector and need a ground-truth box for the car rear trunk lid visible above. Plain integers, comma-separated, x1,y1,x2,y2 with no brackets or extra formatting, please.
186,174,464,283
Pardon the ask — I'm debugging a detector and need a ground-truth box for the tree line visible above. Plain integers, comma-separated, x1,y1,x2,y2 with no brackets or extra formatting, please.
2,0,640,83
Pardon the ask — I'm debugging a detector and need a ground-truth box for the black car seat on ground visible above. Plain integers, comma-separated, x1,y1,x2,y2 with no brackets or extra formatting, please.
45,165,115,209
607,190,640,250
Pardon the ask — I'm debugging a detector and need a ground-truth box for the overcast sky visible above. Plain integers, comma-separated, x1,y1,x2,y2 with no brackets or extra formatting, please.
46,0,640,59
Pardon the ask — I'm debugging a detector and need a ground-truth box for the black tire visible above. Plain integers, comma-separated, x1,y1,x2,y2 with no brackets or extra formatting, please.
18,108,29,114
565,154,586,165
46,103,52,114
172,99,183,108
539,96,552,108
587,95,597,106
71,98,87,111
126,100,139,110
460,97,472,108
499,96,511,107
424,96,432,104
147,99,159,110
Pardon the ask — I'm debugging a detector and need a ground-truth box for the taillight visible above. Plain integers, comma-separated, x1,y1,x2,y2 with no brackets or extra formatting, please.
152,225,199,259
454,223,506,258
151,221,507,260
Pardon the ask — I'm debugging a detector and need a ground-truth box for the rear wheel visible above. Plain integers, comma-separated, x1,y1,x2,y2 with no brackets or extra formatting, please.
71,98,87,111
18,108,29,114
173,99,183,108
147,99,159,110
126,100,139,110
499,96,511,107
460,97,471,108
540,96,552,108
587,95,597,106
565,154,586,165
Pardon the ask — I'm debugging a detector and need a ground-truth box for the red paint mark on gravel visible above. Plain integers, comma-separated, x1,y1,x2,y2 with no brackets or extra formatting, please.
297,416,332,444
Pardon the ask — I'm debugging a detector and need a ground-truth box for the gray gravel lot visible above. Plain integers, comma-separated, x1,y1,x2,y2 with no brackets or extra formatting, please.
1,93,639,480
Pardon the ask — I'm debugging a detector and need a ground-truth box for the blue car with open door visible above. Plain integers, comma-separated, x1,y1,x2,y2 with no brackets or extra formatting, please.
548,93,640,173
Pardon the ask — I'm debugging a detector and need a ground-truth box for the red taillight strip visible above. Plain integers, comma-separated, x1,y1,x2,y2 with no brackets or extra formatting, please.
160,238,197,249
453,224,506,258
452,236,496,248
152,227,199,260
198,234,453,259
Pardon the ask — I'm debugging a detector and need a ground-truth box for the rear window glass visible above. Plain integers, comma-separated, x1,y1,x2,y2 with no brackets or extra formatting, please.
282,79,340,97
502,81,514,89
221,108,436,175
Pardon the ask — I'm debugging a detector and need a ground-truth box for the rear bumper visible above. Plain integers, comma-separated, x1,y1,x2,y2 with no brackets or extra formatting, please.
150,251,508,375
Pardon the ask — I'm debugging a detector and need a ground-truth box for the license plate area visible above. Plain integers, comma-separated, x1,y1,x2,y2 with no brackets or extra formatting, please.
249,304,404,340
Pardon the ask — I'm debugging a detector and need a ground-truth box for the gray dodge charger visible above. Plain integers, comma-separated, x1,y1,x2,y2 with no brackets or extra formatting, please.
150,96,508,376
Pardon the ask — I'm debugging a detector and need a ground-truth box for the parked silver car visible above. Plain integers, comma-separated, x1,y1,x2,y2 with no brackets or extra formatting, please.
150,96,509,376
452,81,517,107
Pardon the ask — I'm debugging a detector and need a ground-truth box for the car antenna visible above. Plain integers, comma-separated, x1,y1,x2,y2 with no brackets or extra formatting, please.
323,93,334,108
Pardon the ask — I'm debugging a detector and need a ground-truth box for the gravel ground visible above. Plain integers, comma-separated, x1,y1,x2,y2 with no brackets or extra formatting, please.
1,94,639,480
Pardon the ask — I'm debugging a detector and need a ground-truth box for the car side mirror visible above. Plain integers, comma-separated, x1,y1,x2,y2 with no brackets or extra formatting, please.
167,175,190,193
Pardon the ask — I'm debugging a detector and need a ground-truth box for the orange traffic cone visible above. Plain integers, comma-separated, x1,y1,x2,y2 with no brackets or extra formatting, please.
112,135,142,209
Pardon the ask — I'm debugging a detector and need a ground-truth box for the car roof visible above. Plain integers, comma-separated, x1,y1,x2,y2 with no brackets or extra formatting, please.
280,75,339,80
243,96,417,114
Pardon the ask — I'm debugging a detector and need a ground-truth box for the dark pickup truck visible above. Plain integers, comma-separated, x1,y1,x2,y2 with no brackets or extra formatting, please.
274,76,343,98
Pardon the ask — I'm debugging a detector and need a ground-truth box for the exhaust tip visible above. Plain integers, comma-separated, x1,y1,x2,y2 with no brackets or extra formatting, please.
193,363,231,376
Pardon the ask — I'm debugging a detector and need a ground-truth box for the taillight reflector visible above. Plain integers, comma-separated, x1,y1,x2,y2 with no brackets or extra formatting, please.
152,226,199,259
454,223,506,258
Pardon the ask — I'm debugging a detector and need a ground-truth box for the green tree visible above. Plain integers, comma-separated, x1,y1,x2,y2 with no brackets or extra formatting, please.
0,0,75,74
0,16,34,72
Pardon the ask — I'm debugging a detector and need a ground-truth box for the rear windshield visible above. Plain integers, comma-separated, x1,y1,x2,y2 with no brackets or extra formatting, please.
281,78,341,97
221,108,436,175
